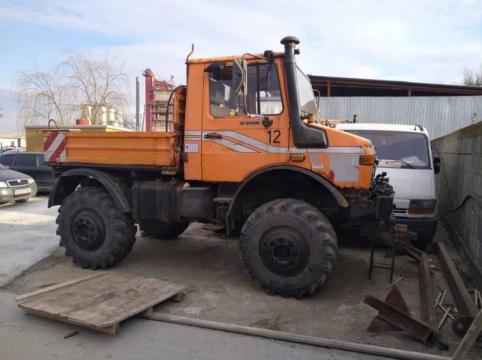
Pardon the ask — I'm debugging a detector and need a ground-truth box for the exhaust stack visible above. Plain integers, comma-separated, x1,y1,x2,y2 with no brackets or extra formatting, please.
280,36,327,148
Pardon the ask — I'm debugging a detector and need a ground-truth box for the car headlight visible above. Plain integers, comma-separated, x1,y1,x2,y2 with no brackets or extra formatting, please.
27,178,35,184
408,200,436,215
0,181,7,188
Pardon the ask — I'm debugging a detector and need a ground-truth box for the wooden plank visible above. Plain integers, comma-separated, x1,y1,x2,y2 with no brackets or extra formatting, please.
16,274,103,302
17,273,184,334
18,274,132,319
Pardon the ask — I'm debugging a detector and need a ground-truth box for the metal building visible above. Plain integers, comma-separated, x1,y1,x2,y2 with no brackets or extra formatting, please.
308,75,482,139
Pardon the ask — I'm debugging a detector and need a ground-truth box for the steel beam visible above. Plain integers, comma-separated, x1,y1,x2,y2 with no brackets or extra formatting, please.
436,242,477,336
419,253,436,329
364,295,436,344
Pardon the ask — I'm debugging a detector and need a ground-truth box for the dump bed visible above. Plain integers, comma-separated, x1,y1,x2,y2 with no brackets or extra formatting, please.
44,131,180,170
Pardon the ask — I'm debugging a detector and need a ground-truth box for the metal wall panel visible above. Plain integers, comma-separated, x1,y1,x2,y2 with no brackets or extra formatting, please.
318,96,482,139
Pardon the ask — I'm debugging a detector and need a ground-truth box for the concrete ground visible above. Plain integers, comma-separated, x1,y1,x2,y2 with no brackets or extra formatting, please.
0,195,58,286
1,197,481,359
0,290,385,360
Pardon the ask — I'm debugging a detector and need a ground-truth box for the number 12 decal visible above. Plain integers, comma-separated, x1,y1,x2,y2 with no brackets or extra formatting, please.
268,130,281,144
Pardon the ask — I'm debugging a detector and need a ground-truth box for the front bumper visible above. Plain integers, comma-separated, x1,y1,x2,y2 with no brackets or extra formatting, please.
0,183,38,203
393,215,438,242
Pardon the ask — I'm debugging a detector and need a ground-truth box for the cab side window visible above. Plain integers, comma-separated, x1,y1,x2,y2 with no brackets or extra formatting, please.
209,63,282,117
209,67,234,117
246,63,283,115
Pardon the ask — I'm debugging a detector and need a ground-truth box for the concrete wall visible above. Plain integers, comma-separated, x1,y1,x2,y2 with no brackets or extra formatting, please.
431,121,482,282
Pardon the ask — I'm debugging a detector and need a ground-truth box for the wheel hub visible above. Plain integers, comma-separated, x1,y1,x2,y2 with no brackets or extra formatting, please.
259,227,309,276
71,210,105,251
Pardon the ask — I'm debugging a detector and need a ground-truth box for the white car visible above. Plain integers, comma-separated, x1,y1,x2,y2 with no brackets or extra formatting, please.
336,123,439,248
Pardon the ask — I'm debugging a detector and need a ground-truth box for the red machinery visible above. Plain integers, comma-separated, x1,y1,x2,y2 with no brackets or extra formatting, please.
143,69,175,131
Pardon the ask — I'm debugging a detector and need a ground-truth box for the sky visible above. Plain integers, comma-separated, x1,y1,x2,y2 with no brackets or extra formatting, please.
1,0,482,133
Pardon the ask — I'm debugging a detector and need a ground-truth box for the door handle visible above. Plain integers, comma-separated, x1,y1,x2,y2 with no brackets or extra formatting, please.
204,132,222,139
262,117,273,128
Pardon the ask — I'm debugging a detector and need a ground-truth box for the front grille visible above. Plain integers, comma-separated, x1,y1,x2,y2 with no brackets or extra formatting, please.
7,179,29,187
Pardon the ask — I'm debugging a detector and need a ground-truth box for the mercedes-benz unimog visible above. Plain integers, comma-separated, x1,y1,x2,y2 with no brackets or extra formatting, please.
45,36,393,297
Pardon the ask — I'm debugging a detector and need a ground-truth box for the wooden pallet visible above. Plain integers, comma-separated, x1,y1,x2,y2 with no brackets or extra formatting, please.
16,273,184,335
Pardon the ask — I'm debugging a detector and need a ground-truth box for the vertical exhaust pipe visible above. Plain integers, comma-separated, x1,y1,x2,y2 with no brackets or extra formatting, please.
281,36,327,148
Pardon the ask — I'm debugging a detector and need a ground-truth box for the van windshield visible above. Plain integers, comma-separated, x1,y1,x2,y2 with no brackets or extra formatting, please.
346,130,431,170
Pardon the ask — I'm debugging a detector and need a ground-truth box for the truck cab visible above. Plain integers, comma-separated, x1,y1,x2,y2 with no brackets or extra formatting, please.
336,123,438,248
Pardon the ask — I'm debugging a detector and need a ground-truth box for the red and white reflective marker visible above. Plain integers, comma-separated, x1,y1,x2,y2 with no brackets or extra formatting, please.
44,131,66,163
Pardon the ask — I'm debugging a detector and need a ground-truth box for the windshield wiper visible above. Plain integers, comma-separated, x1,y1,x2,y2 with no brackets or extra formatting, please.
383,160,414,169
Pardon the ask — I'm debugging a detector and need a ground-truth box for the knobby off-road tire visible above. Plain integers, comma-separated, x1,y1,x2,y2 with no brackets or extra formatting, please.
56,186,137,269
140,220,190,240
240,198,337,298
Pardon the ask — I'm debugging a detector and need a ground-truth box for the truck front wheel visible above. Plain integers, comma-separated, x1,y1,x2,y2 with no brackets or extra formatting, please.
140,220,190,240
57,186,137,269
240,198,337,298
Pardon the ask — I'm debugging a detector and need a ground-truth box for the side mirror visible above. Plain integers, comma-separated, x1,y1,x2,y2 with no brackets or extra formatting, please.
313,89,321,112
433,156,441,174
204,62,226,73
232,59,247,96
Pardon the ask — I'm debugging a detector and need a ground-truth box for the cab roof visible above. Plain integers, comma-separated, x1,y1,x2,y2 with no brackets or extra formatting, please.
188,52,283,64
335,123,429,135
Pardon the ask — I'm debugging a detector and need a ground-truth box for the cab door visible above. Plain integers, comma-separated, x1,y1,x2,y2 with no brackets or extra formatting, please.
201,59,290,182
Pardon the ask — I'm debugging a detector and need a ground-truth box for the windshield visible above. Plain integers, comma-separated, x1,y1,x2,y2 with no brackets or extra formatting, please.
347,130,431,169
295,66,318,116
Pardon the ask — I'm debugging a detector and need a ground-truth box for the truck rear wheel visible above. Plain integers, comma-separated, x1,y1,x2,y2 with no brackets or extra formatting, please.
57,186,137,269
240,198,337,298
140,220,189,240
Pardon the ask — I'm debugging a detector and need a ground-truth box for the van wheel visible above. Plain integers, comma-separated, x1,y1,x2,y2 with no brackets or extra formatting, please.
140,220,189,240
57,186,137,269
240,198,337,298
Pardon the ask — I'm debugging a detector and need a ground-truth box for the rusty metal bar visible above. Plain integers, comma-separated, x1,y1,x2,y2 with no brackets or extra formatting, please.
419,253,436,329
436,242,477,336
148,312,451,360
451,308,482,360
364,295,436,344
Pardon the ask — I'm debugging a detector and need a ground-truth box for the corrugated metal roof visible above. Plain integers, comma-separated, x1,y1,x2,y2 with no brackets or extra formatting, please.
318,96,482,139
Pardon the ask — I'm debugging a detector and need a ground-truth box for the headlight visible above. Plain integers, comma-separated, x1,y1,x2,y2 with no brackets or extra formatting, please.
408,200,436,214
0,181,7,188
27,178,35,184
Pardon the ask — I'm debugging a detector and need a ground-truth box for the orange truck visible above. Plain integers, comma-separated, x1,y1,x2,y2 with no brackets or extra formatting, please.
45,36,393,297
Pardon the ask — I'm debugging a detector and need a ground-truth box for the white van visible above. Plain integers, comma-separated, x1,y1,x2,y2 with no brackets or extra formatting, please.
336,123,440,248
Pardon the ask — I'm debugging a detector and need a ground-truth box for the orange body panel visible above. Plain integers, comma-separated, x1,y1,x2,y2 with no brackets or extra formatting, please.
64,132,179,167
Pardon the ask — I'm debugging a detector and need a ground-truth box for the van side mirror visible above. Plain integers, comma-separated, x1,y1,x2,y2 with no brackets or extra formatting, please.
433,156,441,174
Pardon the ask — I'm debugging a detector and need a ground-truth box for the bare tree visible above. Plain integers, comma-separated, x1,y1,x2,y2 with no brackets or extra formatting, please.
62,54,128,124
16,54,128,128
463,63,482,87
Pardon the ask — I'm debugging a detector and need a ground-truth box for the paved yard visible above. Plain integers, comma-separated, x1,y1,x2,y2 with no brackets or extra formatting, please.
0,195,58,286
0,290,384,360
1,196,480,360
